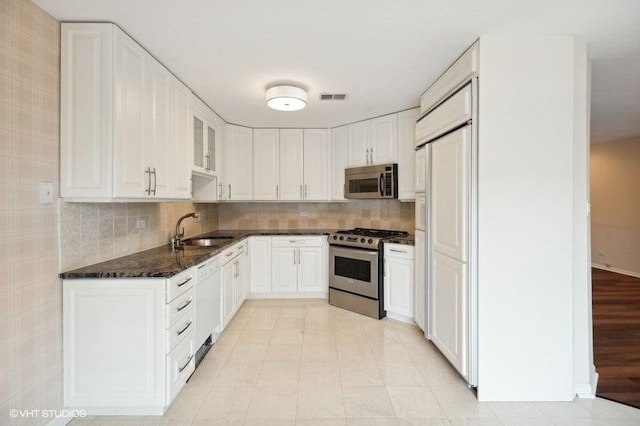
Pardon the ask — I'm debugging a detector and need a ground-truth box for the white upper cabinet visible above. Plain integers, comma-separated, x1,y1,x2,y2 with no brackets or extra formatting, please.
303,129,330,201
397,108,418,200
370,114,398,164
171,80,192,199
146,56,172,198
420,42,478,115
113,27,147,198
347,120,370,167
346,114,398,168
253,129,280,200
225,125,253,200
61,23,191,201
331,126,348,201
253,128,329,201
191,96,221,178
279,129,304,200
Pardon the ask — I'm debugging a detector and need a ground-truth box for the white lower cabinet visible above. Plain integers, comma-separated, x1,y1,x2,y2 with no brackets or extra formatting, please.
383,243,415,323
62,266,196,415
270,236,327,296
249,236,272,293
221,240,248,329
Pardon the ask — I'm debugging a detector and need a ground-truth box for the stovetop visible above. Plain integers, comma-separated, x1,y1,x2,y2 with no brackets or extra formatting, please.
328,228,408,249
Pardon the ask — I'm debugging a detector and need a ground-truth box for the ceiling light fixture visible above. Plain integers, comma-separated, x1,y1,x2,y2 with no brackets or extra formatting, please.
266,85,307,111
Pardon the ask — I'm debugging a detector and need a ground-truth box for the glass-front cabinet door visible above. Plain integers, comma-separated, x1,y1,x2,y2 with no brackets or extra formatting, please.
191,106,217,176
193,115,205,171
206,124,216,173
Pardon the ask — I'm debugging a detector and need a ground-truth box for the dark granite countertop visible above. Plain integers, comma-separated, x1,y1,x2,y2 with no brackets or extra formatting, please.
60,229,335,279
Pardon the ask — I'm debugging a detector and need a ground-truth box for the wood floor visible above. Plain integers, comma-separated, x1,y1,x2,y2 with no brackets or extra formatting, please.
592,267,640,409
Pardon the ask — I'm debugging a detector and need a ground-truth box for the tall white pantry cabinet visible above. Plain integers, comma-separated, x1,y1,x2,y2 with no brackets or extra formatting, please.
416,37,592,401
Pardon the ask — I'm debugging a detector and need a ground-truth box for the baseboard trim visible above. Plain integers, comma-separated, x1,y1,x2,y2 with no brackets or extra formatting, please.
592,263,640,279
576,369,599,399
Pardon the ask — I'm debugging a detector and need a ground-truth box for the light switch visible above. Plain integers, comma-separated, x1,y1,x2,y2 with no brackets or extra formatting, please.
39,182,54,204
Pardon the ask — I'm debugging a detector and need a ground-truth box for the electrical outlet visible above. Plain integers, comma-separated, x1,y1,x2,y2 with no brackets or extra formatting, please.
598,250,606,257
136,219,145,229
197,211,202,222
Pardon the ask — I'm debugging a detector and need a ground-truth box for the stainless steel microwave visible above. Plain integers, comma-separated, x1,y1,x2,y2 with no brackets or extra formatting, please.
344,163,398,199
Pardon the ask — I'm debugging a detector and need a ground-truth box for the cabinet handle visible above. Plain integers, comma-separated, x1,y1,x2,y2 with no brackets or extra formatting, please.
228,184,231,199
177,320,193,336
178,355,193,373
365,149,370,165
370,147,374,164
205,155,210,171
176,298,192,312
384,259,387,277
151,167,157,195
304,184,307,199
276,184,279,199
289,240,303,244
389,248,407,253
145,167,152,195
297,249,300,265
226,251,235,257
177,277,192,287
218,183,223,198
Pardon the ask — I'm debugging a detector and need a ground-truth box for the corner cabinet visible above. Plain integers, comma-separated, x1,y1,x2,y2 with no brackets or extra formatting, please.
223,125,253,200
63,267,196,415
61,23,191,201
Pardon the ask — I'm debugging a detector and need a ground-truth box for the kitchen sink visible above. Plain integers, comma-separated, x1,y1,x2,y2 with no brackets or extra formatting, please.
182,236,234,247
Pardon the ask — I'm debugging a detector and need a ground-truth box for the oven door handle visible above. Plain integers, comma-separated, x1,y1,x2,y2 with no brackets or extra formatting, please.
379,173,384,197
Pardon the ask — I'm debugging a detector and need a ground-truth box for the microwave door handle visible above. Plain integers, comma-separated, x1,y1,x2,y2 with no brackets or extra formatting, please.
380,173,384,197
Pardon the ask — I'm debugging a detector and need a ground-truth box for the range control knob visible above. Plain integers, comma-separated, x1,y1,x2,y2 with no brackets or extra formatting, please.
360,238,366,243
339,236,344,241
368,238,373,244
332,235,338,240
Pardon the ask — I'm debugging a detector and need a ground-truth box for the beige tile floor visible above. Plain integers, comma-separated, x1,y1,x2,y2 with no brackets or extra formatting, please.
73,299,640,425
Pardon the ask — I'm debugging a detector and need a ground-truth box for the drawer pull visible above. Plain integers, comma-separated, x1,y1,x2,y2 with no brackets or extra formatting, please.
176,299,192,312
226,251,235,257
178,355,194,373
289,240,303,244
177,321,193,336
389,249,407,253
177,277,192,287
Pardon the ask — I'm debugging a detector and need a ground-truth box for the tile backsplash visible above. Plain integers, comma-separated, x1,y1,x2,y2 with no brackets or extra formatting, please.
59,201,218,272
217,200,415,233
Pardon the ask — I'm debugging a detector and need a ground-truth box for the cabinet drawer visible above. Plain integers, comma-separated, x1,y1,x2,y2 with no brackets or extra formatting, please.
221,239,247,264
166,331,195,404
271,236,323,247
384,244,415,260
416,84,471,146
166,287,194,328
166,307,195,353
420,42,478,115
166,267,195,303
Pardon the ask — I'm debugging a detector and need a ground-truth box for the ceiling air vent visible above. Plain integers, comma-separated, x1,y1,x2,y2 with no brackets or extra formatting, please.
320,93,347,101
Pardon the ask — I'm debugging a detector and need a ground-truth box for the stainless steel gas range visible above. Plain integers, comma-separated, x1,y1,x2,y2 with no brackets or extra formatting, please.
328,228,408,319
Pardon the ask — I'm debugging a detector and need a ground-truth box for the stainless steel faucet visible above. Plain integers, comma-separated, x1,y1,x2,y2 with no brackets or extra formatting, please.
172,212,199,250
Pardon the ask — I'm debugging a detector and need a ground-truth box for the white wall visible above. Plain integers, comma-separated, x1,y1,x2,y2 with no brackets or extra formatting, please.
477,36,591,400
590,138,640,277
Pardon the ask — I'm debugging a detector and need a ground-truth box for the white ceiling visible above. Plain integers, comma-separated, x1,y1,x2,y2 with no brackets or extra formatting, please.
34,0,640,144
